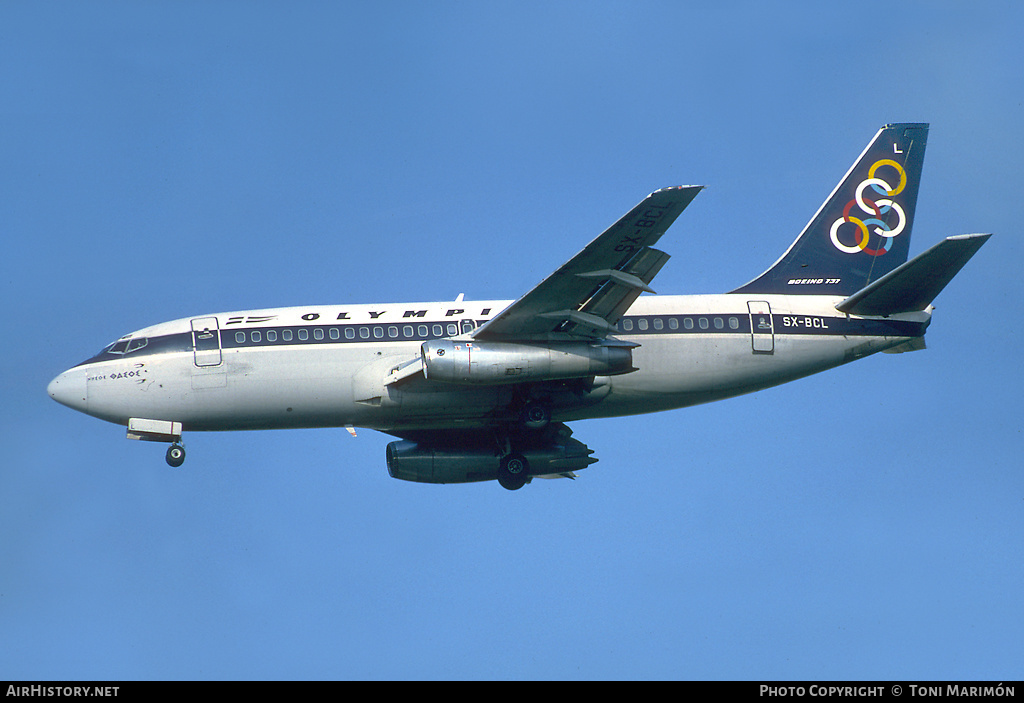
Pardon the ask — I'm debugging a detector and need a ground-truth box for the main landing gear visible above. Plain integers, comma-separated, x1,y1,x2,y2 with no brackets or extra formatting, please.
497,452,529,491
520,401,551,430
494,398,553,490
165,443,186,467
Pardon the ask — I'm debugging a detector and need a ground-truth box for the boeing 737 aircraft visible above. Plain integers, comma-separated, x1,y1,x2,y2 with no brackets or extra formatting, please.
48,124,989,489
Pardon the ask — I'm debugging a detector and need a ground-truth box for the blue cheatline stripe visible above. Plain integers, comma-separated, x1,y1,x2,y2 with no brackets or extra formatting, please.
73,314,928,367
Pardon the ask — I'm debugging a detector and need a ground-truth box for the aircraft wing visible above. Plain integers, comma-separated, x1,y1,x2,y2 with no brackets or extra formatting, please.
472,186,703,341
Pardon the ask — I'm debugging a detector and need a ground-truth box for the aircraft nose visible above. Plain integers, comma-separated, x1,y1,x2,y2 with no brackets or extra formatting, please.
47,368,88,411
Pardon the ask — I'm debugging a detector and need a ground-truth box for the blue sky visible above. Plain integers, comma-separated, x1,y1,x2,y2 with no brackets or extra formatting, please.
3,1,1022,680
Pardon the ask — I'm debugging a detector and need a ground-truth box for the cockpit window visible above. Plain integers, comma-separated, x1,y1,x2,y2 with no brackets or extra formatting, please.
108,337,130,354
100,335,148,356
126,337,148,353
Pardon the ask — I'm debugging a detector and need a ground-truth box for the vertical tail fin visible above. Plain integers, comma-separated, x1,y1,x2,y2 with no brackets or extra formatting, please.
732,123,929,296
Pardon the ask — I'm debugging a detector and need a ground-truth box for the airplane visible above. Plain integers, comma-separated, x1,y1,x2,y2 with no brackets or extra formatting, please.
47,123,990,490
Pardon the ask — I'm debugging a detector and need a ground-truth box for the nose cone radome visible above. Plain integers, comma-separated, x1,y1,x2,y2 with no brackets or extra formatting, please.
47,368,88,412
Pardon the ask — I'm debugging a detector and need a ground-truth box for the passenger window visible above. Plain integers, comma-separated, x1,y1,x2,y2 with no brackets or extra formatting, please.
729,317,739,330
684,318,693,330
298,329,309,341
447,323,458,335
251,330,261,343
282,329,293,341
313,328,324,340
359,327,370,339
235,332,245,344
668,318,679,330
653,318,663,331
267,330,277,342
432,324,443,337
638,319,648,331
621,319,633,331
699,318,709,330
388,326,398,338
714,318,724,329
403,325,414,338
329,328,340,340
374,327,384,339
418,325,429,337
345,328,355,339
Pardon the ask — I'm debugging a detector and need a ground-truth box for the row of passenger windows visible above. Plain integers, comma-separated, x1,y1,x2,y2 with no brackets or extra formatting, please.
229,316,746,346
619,316,741,331
233,323,463,345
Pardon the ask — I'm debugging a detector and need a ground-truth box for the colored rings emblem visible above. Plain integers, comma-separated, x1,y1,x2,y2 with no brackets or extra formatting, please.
829,159,907,256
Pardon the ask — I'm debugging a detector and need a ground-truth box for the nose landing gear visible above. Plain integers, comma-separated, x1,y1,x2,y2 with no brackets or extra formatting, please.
126,419,186,468
165,443,186,467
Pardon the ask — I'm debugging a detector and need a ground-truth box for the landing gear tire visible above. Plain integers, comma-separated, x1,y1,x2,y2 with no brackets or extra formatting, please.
521,402,551,430
166,444,186,468
497,452,529,491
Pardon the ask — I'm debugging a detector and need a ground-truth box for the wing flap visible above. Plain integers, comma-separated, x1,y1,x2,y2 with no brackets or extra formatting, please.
577,246,672,327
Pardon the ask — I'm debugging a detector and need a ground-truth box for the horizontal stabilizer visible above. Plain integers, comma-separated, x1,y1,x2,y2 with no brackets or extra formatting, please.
836,233,991,316
883,337,927,354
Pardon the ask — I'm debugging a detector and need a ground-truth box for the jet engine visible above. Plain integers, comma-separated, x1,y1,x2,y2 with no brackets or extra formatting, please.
420,340,634,385
386,436,597,485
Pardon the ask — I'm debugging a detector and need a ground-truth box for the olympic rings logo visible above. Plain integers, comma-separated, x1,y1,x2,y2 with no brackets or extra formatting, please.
829,159,908,256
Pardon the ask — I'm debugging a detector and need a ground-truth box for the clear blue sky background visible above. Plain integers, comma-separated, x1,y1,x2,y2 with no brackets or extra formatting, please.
2,1,1021,680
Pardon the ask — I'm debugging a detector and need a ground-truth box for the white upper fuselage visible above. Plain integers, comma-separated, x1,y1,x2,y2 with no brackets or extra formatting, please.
47,293,930,435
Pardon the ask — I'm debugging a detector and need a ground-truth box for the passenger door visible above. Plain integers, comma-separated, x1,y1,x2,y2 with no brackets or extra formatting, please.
191,317,222,367
746,301,774,354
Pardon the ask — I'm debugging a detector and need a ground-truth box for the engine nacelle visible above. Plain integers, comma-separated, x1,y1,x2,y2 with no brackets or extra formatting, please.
420,340,634,385
386,438,597,484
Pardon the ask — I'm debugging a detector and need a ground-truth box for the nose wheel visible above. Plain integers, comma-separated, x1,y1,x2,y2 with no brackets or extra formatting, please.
165,443,186,467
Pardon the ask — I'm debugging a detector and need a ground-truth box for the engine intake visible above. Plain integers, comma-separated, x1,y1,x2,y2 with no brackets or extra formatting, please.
421,340,634,385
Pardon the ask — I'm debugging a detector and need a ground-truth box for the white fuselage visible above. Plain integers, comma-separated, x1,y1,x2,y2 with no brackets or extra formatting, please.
48,293,930,436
